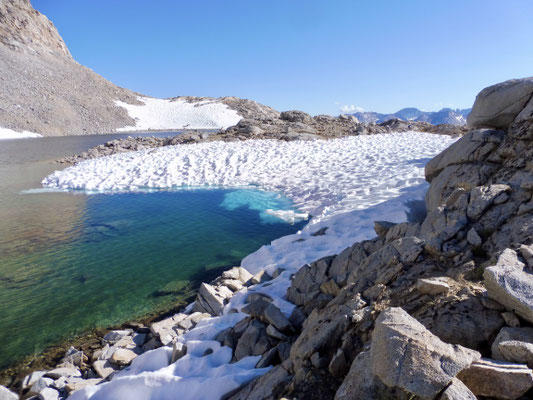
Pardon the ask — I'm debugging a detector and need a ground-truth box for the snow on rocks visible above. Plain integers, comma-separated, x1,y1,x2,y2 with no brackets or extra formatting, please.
115,97,242,132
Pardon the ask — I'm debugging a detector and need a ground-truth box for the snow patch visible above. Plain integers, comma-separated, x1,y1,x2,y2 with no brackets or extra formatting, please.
115,97,242,132
0,127,42,140
43,132,456,223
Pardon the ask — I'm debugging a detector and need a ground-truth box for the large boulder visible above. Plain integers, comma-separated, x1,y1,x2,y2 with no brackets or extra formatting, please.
484,249,533,323
370,307,480,399
425,128,504,182
467,77,533,129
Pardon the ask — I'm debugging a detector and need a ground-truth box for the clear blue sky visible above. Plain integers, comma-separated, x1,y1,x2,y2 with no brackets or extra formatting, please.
33,0,533,115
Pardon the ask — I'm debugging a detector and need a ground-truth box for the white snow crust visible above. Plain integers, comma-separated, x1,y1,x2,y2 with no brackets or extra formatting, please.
0,127,42,140
58,132,456,400
115,97,242,132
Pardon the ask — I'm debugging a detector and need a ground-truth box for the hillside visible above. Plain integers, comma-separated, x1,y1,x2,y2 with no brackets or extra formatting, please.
0,0,279,137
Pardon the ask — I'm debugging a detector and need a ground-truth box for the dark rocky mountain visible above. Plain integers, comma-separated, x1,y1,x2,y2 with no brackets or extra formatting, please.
350,107,471,125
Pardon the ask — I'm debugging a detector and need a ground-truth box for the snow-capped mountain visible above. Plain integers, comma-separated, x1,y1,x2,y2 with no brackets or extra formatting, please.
349,107,471,125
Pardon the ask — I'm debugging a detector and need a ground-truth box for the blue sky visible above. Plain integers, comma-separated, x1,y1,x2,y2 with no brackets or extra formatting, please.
33,0,533,115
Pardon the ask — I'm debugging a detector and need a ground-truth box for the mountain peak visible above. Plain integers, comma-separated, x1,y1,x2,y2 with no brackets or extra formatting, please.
349,107,471,125
0,0,72,58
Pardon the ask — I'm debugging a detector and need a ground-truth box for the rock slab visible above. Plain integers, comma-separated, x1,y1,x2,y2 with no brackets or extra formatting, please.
371,307,480,399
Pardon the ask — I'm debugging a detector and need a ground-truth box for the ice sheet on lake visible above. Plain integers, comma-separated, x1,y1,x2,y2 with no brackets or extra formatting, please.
43,132,456,222
116,97,242,132
63,132,456,400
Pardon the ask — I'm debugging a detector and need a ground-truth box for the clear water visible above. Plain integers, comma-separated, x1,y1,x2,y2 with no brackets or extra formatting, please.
0,134,305,369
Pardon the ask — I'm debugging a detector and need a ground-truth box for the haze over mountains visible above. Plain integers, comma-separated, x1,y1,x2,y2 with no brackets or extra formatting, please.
349,107,471,125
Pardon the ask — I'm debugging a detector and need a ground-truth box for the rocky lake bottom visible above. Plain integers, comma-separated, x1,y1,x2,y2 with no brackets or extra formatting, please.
0,134,305,370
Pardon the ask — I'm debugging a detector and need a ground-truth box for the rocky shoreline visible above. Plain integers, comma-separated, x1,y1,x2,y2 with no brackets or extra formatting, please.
56,112,467,165
2,78,532,400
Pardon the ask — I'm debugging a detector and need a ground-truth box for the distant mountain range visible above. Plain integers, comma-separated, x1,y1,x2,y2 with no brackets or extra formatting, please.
348,107,471,126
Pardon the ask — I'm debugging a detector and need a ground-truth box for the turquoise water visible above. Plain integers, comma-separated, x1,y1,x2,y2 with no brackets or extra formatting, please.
0,135,306,369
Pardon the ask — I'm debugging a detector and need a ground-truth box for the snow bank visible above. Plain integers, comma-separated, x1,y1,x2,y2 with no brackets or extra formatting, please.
59,132,456,400
0,127,42,140
42,132,456,222
115,97,242,131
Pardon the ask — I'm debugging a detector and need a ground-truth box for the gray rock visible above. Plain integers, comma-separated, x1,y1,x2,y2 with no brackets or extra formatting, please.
131,332,147,346
92,359,116,380
457,358,533,399
335,350,409,400
110,348,137,366
467,184,511,220
193,282,231,316
371,307,480,399
392,236,424,264
466,228,482,247
241,298,270,318
251,270,272,285
227,365,291,400
171,342,187,364
45,366,81,379
492,327,533,360
245,292,272,304
498,340,533,367
103,330,131,344
467,77,533,129
290,291,367,371
425,163,493,213
502,311,521,327
440,378,476,400
425,128,504,182
374,221,396,238
22,370,47,390
60,346,85,368
221,267,253,284
64,378,101,393
484,249,533,323
265,324,287,340
431,294,505,350
286,256,334,310
263,303,292,333
328,348,349,379
28,377,54,395
0,386,17,400
416,277,451,295
141,336,161,352
255,347,278,369
234,319,272,361
280,110,313,124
